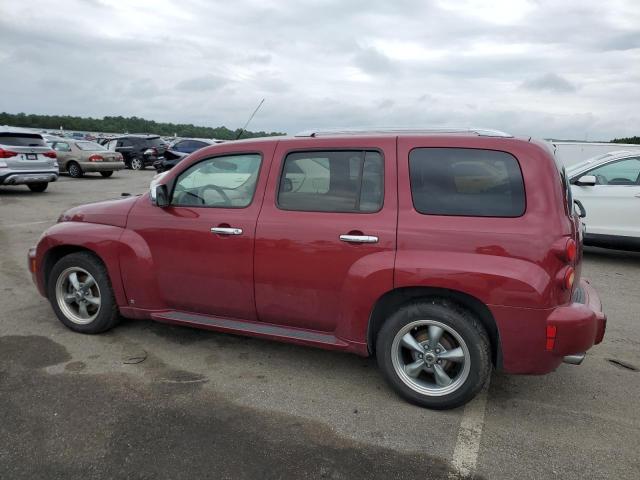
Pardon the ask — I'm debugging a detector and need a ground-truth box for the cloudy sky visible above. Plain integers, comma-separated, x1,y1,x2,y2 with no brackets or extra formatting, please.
2,0,639,139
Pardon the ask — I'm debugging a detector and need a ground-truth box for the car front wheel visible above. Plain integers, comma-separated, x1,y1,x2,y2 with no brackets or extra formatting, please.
48,252,120,334
376,300,491,409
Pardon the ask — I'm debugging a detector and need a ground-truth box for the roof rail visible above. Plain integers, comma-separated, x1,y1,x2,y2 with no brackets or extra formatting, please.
294,127,513,138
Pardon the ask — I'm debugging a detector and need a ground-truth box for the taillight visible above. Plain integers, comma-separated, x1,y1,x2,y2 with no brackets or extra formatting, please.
43,150,57,159
562,266,575,290
0,148,18,158
565,239,577,263
553,237,577,263
88,154,104,162
546,324,557,351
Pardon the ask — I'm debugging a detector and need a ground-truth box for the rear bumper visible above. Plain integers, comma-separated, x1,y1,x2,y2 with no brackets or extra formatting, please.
80,162,125,172
546,279,606,356
1,170,58,185
490,278,606,374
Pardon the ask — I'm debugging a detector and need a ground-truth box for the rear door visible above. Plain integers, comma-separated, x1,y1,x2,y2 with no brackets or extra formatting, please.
572,157,640,238
50,141,73,169
254,137,397,342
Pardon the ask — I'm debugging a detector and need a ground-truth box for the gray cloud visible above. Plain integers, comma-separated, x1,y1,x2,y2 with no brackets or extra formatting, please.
521,73,578,93
176,75,227,92
0,0,638,139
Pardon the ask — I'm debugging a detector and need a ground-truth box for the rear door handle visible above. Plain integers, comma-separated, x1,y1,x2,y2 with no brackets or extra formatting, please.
340,234,378,244
211,227,243,235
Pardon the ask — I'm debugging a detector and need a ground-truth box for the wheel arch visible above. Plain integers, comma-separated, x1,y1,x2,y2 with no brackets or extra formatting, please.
42,245,105,293
367,286,502,368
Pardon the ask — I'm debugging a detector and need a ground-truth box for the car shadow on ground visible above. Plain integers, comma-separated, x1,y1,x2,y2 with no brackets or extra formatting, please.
583,245,640,264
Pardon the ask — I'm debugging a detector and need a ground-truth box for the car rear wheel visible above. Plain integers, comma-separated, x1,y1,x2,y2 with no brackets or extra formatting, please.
48,252,120,334
100,171,114,178
376,300,491,409
68,162,83,178
130,157,144,170
28,183,48,192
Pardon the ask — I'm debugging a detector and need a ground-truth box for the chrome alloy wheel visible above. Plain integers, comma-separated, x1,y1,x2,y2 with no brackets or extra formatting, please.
391,319,471,396
131,158,143,170
55,267,102,325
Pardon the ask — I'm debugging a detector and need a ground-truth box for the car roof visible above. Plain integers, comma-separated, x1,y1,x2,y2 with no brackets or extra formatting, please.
566,150,637,173
0,125,44,136
111,134,161,139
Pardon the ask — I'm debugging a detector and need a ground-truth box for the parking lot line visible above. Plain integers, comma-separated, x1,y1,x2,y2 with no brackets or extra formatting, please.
449,376,490,478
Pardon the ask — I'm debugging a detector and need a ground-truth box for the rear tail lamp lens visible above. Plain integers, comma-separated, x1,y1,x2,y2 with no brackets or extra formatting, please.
546,324,557,351
565,239,577,263
0,148,18,158
563,267,575,290
88,155,104,162
43,150,57,159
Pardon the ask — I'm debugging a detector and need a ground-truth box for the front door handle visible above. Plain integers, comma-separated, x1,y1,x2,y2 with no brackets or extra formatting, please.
340,234,378,244
211,227,243,235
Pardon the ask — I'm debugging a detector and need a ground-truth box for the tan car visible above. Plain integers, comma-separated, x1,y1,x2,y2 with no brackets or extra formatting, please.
46,138,125,178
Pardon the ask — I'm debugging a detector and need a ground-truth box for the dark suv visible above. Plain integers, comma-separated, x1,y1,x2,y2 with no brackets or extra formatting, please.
103,135,166,170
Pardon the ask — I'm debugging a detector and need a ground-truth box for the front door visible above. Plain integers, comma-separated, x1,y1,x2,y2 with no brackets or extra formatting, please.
572,156,640,238
254,138,397,342
126,148,272,320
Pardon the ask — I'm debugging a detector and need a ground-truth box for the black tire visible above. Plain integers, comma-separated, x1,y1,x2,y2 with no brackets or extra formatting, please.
100,171,114,178
47,252,120,334
28,183,48,192
376,299,491,409
68,162,83,178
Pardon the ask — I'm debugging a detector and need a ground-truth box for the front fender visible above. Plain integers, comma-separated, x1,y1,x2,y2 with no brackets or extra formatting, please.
394,250,553,308
35,222,128,307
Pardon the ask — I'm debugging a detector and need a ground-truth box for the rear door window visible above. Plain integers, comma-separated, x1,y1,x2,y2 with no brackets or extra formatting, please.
277,150,383,213
409,148,525,217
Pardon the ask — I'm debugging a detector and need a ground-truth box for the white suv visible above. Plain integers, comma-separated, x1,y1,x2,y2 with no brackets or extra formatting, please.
0,127,59,192
568,150,640,250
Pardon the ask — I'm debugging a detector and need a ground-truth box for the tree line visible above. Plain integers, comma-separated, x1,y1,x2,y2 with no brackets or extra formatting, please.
611,136,640,144
0,112,284,140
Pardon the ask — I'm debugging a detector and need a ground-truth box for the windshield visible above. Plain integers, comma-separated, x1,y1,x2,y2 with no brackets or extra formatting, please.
75,141,106,151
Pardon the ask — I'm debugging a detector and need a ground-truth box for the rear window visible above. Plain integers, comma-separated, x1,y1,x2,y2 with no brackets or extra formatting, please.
0,132,46,147
409,148,525,217
75,141,106,151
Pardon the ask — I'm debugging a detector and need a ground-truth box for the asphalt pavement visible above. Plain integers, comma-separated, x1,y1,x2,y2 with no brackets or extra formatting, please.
1,170,638,479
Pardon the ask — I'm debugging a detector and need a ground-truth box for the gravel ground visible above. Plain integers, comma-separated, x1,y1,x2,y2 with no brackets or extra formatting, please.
1,170,639,479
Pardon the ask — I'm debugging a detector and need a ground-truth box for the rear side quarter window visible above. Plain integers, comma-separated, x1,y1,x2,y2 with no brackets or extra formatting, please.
409,148,525,217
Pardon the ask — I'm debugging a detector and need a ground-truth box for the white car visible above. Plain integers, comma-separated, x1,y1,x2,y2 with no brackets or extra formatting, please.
568,150,640,250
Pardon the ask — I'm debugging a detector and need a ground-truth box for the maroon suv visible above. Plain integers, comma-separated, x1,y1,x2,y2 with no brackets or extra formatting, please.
28,128,606,409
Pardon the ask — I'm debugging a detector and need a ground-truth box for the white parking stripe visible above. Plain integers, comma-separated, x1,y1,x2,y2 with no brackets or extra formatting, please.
450,376,491,478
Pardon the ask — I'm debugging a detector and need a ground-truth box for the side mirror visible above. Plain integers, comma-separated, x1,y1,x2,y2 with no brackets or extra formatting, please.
574,199,587,218
151,184,170,207
575,175,596,186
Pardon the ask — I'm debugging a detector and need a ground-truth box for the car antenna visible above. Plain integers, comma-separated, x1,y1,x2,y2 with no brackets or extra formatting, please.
235,98,265,140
